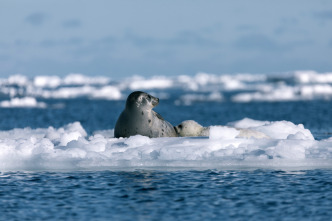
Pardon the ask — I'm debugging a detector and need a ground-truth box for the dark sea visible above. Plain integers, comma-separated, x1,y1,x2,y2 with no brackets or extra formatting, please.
0,73,331,220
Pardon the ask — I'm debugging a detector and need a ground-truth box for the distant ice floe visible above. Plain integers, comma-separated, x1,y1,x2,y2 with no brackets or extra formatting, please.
294,70,332,84
39,85,122,100
1,70,332,103
0,119,331,171
126,76,173,90
0,97,47,108
33,74,110,88
175,91,223,105
232,84,332,102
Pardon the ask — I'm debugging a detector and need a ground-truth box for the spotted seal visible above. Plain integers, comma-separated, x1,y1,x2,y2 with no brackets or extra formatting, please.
175,120,269,139
114,91,177,138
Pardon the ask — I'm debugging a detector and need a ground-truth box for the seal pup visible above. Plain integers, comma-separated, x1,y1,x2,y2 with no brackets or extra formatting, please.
175,120,269,139
174,120,210,137
114,91,177,138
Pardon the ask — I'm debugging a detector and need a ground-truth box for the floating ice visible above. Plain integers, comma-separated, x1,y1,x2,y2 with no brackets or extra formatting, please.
0,97,47,108
175,91,223,105
228,118,314,140
1,71,332,101
232,84,332,102
0,119,331,171
128,76,173,90
39,85,123,100
33,74,110,88
63,74,110,85
294,70,332,84
7,75,29,86
34,76,62,88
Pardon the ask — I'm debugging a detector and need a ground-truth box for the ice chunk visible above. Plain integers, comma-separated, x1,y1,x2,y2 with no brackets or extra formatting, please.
128,76,173,90
34,76,61,88
63,73,110,85
294,70,332,84
90,86,122,100
228,118,270,128
229,118,314,140
7,75,29,86
0,97,47,108
175,91,223,105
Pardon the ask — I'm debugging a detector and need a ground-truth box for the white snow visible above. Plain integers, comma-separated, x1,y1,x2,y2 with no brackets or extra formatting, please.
209,126,240,139
228,118,314,140
0,119,331,171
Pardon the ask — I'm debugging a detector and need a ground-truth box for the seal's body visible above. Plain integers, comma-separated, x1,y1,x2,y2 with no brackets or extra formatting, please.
114,91,177,138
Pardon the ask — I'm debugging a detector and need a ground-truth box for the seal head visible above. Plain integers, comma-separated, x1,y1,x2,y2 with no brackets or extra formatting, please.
175,120,209,137
114,91,177,138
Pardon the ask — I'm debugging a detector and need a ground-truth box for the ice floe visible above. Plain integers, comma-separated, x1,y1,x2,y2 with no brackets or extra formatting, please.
0,119,331,171
0,97,47,108
1,70,332,103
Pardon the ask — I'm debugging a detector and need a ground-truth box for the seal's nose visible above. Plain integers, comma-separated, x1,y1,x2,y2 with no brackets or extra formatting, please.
152,97,159,106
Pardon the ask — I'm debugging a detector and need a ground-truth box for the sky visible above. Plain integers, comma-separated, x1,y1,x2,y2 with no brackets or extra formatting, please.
0,0,332,78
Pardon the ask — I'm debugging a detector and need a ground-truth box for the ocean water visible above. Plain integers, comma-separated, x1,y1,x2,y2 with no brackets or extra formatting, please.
1,71,332,220
1,170,332,220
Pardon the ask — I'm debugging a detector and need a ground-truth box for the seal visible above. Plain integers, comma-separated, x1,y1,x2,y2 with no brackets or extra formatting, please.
174,120,209,137
114,91,177,138
175,120,269,139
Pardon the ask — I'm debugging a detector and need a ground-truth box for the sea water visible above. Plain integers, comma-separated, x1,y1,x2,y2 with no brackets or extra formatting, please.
1,170,331,220
0,71,332,220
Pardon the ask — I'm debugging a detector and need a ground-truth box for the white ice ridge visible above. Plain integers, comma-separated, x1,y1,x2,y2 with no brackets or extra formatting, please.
0,119,331,171
1,70,332,102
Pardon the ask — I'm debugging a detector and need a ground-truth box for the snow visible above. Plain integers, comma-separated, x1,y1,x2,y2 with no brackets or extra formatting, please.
209,126,239,139
229,118,314,140
0,119,331,171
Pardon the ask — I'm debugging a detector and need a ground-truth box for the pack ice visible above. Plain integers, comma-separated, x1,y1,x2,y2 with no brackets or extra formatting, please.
0,118,331,171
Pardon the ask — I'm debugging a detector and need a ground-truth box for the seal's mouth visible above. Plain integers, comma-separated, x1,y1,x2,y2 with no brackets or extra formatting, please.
152,97,159,107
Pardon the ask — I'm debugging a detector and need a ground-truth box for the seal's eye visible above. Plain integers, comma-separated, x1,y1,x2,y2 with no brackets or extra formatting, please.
147,95,151,101
178,125,183,129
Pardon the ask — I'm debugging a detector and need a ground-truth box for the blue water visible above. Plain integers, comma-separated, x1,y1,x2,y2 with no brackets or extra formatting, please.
1,170,331,220
1,89,332,220
0,98,331,139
